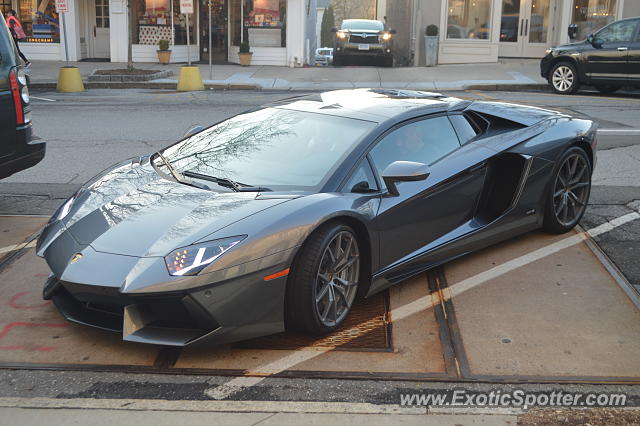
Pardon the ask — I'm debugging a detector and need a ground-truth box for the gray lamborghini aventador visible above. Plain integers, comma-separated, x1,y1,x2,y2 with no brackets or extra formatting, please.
37,89,597,346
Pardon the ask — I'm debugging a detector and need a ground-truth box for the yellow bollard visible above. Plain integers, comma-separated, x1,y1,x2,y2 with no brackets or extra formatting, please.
56,66,85,93
177,65,204,91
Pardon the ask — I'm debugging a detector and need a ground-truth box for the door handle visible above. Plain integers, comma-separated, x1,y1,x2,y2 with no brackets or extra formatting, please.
524,19,528,36
93,25,96,37
617,47,628,51
520,19,524,36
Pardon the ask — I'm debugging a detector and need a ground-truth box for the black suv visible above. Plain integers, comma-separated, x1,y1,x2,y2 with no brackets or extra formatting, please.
541,17,640,95
0,11,44,179
332,19,395,67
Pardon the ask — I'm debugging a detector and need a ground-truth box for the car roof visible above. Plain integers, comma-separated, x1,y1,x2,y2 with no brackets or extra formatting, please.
270,89,468,122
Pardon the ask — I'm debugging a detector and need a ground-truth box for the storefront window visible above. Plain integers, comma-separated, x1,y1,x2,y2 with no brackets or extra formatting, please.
230,0,286,47
446,0,492,40
17,0,60,43
133,0,195,46
1,1,12,14
571,0,617,40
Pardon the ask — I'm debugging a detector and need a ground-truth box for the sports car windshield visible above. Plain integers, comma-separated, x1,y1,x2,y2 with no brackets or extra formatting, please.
160,108,375,191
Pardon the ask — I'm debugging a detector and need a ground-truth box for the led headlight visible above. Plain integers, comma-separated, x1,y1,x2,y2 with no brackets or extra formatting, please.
165,236,247,276
381,33,392,41
337,31,347,40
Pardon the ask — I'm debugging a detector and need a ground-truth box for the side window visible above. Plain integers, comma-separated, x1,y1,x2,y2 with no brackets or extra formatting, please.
369,116,461,175
449,114,478,144
344,160,379,193
596,20,638,44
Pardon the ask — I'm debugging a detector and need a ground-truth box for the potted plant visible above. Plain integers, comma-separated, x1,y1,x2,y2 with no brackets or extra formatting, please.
238,40,252,66
424,25,438,67
157,39,171,65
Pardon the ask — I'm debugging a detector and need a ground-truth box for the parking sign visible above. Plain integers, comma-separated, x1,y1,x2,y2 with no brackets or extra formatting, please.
55,0,68,13
180,0,194,14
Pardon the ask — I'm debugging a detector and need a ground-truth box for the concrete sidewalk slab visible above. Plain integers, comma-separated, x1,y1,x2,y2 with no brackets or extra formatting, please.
25,59,547,91
445,230,640,379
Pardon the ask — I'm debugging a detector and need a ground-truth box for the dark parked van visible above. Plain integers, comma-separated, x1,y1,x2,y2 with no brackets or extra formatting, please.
0,11,44,179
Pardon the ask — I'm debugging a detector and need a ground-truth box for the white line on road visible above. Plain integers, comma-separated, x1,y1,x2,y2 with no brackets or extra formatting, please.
597,129,640,134
205,209,640,400
29,96,56,102
0,240,36,255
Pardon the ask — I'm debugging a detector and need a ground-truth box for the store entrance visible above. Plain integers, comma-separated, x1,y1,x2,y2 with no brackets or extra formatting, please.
498,0,555,58
200,0,228,63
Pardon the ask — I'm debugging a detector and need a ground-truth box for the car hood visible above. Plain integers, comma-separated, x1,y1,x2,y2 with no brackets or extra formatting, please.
552,40,589,53
62,159,294,258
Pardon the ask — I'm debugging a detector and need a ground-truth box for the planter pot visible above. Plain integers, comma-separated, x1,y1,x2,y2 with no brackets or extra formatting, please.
157,50,172,65
424,36,438,67
238,52,253,66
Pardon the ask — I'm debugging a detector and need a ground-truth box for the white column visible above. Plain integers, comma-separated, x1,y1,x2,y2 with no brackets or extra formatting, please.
59,0,82,61
557,0,572,46
109,0,129,62
286,0,305,67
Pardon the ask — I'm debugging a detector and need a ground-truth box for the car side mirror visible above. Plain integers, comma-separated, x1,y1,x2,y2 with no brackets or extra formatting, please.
587,33,602,48
568,24,578,40
331,27,338,33
389,29,397,34
381,161,430,196
184,125,204,138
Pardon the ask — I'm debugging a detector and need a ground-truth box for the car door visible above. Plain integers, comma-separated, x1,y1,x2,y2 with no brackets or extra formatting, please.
628,20,640,84
583,19,638,83
369,114,494,275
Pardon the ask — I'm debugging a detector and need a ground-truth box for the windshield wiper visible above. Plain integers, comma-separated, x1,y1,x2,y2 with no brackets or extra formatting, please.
183,170,272,192
155,151,184,183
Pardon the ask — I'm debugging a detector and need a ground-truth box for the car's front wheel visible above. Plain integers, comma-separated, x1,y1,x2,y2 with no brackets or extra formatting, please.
286,223,360,334
543,147,592,234
549,62,580,95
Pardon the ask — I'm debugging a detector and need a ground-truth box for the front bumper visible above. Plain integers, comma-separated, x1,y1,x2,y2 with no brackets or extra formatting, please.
540,54,554,79
335,43,392,56
38,224,294,346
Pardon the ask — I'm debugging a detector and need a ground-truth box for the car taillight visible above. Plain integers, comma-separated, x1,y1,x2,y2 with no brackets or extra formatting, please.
9,67,30,125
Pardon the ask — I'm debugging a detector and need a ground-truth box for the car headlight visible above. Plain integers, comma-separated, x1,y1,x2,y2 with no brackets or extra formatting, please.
165,236,247,276
381,33,392,41
337,31,347,40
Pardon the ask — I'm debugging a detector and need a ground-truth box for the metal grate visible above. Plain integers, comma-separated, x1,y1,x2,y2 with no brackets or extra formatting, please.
237,291,391,351
349,34,380,44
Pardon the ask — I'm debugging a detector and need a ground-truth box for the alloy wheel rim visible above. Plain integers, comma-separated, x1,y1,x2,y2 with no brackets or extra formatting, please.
552,66,574,92
314,231,360,327
553,153,590,227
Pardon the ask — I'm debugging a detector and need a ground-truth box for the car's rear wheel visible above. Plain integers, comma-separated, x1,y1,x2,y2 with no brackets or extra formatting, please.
286,223,360,334
549,62,580,95
333,54,343,66
543,147,592,234
595,85,621,94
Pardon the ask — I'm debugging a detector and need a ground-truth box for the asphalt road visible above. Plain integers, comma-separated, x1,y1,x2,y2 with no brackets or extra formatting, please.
0,88,639,412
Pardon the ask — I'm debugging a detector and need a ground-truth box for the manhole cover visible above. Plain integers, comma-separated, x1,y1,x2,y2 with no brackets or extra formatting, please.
236,291,391,351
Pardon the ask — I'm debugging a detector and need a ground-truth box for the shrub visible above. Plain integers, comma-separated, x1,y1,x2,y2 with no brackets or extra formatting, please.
426,25,438,36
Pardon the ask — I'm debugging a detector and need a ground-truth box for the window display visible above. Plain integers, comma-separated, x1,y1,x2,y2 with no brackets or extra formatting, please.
231,0,286,47
571,0,617,41
446,0,492,40
17,0,60,43
133,0,195,46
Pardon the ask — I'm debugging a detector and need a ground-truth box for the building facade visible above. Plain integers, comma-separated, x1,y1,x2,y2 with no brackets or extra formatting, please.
1,0,317,66
380,0,640,65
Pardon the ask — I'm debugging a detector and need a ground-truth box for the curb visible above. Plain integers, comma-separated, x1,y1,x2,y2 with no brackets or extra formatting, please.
28,81,548,92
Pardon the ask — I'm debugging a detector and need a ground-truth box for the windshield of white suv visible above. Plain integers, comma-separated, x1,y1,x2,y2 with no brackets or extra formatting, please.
340,20,384,31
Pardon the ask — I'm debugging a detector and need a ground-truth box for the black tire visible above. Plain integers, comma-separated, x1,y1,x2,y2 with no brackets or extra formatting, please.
543,146,592,234
549,62,580,95
285,223,361,335
333,54,345,66
595,85,621,94
382,55,394,67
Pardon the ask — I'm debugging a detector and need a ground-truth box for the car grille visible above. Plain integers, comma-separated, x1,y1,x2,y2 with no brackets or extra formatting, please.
349,34,379,44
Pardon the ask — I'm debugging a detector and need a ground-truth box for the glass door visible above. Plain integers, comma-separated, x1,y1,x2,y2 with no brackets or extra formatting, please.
499,0,554,57
200,0,227,63
92,0,110,58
